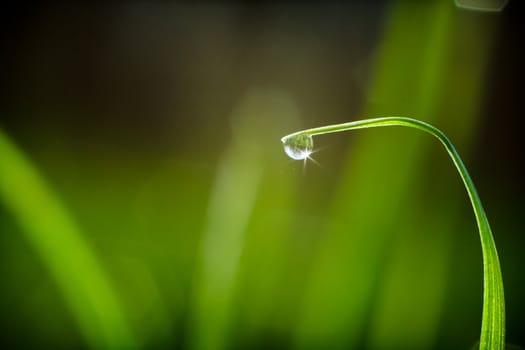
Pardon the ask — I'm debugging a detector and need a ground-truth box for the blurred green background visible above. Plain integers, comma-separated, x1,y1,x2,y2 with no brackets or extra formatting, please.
0,1,523,349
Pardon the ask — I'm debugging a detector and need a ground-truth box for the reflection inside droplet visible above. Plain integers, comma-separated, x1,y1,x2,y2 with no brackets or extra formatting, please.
281,133,313,160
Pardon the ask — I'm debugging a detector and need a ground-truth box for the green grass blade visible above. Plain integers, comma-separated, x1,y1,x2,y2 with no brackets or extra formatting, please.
0,129,137,349
282,116,505,350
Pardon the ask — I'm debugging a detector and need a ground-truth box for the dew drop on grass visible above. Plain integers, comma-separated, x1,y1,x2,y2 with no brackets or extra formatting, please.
282,133,313,160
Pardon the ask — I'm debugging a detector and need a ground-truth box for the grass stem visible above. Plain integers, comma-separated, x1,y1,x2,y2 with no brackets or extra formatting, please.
282,116,505,350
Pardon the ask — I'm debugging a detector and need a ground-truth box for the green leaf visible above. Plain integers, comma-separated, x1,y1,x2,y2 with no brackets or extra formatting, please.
282,116,505,350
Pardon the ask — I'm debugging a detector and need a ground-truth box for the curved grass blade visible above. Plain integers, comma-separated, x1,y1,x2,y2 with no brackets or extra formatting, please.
282,116,505,350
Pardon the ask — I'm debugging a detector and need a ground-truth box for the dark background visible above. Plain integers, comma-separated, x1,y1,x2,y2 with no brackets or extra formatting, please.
0,1,523,349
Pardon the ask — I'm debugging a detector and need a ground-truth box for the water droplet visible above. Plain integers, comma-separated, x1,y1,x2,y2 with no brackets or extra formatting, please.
282,133,313,160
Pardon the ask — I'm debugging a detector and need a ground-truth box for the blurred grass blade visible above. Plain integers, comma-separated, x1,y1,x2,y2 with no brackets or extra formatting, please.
189,91,271,350
0,129,137,349
190,146,261,350
189,89,301,350
294,1,455,348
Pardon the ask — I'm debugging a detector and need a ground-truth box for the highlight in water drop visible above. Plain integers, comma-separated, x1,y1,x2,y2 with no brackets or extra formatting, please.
281,133,313,160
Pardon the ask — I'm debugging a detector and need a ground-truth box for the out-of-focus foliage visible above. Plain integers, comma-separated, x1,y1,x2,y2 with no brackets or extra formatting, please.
0,1,523,349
